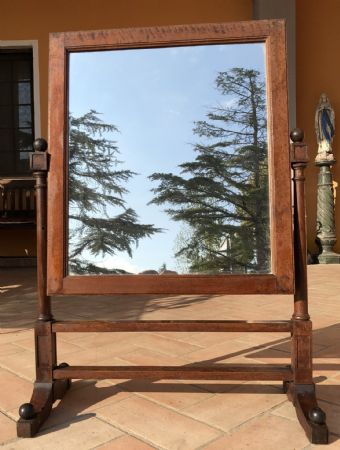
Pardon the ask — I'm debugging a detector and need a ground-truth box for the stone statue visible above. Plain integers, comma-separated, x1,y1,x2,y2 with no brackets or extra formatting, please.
315,93,335,162
314,93,340,263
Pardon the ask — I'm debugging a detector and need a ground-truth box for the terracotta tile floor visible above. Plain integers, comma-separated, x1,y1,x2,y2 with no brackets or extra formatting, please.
0,265,340,449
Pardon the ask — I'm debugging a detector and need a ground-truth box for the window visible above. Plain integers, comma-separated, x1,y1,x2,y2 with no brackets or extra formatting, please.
0,50,34,176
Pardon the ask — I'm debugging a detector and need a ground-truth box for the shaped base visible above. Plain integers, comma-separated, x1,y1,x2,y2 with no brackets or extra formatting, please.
17,373,328,443
17,378,70,438
287,382,329,444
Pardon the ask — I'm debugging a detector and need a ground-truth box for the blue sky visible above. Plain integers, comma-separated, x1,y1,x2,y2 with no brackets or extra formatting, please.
68,42,266,274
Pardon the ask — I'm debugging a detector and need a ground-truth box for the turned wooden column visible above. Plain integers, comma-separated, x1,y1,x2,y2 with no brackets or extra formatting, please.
290,128,313,385
30,138,53,322
290,129,309,321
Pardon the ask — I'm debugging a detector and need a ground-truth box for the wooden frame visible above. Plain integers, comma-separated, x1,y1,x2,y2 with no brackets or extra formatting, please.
17,20,329,444
47,20,294,296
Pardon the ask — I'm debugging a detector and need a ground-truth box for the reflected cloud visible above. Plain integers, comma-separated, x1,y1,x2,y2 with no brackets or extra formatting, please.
95,255,140,274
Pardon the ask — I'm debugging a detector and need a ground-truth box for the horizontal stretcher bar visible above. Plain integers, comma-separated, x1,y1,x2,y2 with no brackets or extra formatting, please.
53,364,293,381
52,320,292,333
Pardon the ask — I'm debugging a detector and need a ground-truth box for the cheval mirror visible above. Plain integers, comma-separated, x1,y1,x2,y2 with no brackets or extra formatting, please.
17,20,329,443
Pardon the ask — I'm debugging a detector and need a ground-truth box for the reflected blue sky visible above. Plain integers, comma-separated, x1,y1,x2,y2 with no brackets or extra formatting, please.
68,43,266,273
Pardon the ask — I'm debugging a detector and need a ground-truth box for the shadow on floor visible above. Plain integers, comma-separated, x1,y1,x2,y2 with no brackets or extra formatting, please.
39,376,340,439
36,325,340,437
1,268,213,329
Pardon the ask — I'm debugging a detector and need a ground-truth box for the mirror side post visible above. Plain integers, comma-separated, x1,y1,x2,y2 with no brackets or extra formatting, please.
17,139,70,438
288,128,328,444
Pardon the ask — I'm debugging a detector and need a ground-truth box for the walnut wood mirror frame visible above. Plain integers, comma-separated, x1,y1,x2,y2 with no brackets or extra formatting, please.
47,19,294,296
16,20,329,444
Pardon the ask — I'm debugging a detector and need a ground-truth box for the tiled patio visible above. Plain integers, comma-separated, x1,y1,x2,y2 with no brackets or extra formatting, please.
0,265,339,449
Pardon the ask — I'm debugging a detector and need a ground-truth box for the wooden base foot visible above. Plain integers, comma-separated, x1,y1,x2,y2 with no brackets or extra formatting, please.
17,377,70,437
283,380,291,394
288,383,328,444
17,382,53,437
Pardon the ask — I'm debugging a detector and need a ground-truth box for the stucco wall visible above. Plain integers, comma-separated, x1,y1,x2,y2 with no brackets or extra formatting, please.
296,0,340,254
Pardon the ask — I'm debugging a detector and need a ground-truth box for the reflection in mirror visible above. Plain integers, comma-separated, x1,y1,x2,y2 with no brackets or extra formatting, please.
67,43,270,275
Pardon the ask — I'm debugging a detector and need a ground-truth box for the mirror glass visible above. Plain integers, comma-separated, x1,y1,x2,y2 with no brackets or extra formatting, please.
67,43,270,276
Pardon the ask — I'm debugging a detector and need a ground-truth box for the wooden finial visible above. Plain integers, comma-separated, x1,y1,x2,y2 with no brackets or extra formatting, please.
290,128,308,164
30,138,49,171
290,128,304,143
33,138,48,152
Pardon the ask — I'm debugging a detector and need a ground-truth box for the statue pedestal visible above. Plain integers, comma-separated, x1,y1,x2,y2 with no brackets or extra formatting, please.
318,252,340,264
315,159,340,264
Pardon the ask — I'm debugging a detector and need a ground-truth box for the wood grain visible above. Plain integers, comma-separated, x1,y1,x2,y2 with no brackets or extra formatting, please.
53,364,293,381
52,319,292,333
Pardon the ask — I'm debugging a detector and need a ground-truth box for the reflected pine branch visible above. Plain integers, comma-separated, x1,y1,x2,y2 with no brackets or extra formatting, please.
149,67,270,274
68,110,162,274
